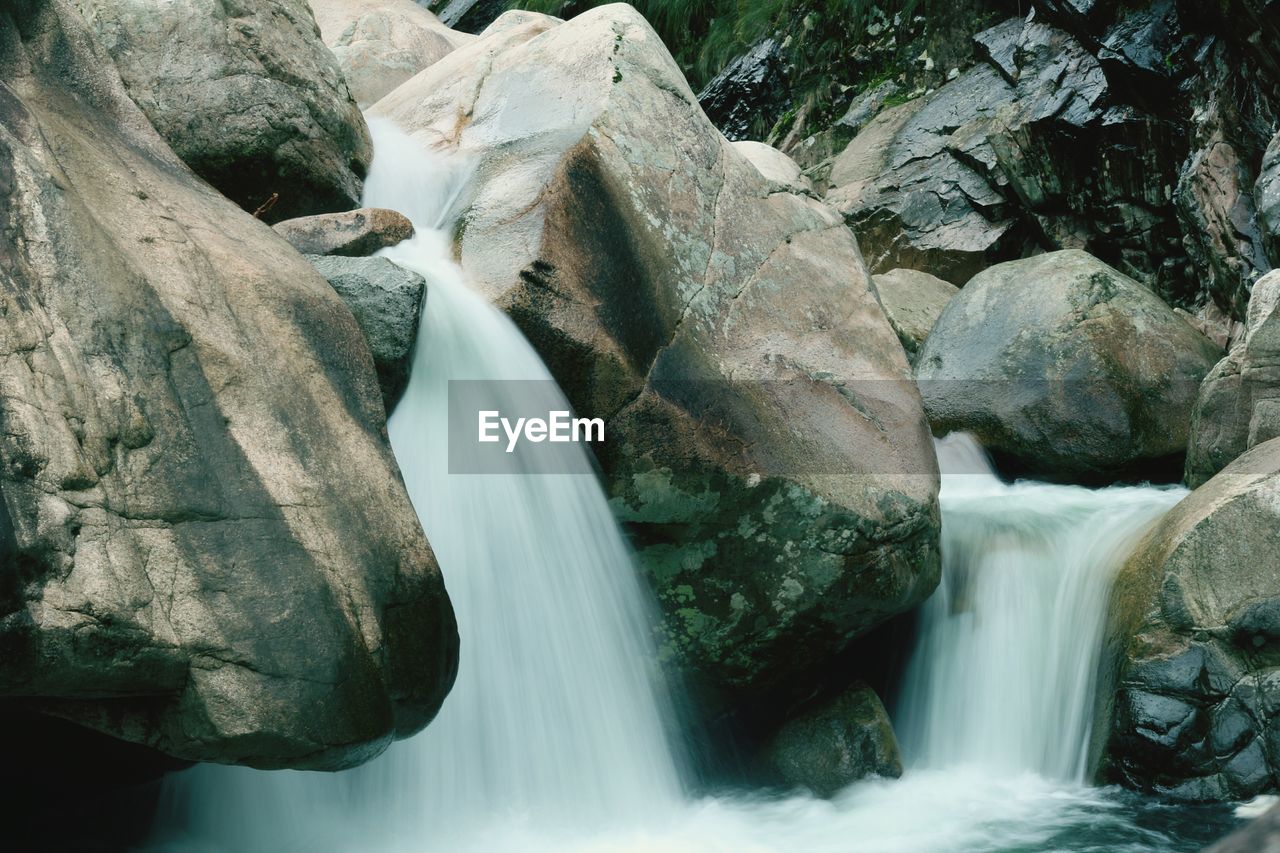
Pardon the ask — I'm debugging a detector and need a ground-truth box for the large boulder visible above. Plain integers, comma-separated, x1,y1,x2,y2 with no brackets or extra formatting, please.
696,38,789,143
1186,271,1280,487
71,0,372,223
273,208,415,258
308,0,472,107
762,682,903,797
0,0,456,771
916,250,1222,483
872,268,958,364
372,6,941,708
1103,437,1280,801
306,256,426,410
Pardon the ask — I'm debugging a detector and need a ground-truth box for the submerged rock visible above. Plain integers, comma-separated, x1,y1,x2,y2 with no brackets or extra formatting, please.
308,0,472,107
1186,271,1280,487
0,0,456,770
763,683,903,798
916,250,1221,483
372,7,941,708
1104,437,1280,801
274,208,415,258
872,268,958,364
307,256,426,410
72,0,372,222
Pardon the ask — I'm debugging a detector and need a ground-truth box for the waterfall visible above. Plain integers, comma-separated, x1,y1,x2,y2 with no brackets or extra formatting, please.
352,117,685,834
146,124,1234,853
898,434,1185,781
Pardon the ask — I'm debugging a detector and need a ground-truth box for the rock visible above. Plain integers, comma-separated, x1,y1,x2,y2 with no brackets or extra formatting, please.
872,269,959,363
273,208,415,258
824,14,1194,303
1257,134,1280,265
835,79,904,135
428,0,509,34
763,683,903,797
308,0,472,107
1103,437,1280,800
372,7,941,708
1207,802,1280,852
306,256,426,410
71,0,372,223
731,140,811,194
697,38,789,142
1186,271,1280,487
0,0,456,770
915,250,1222,483
826,64,1023,285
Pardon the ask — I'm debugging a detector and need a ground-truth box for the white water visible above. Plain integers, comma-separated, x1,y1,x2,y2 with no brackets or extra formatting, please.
148,123,1234,853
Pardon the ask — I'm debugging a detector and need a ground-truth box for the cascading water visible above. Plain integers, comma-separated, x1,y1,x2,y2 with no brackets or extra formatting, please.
148,122,1240,853
898,433,1185,782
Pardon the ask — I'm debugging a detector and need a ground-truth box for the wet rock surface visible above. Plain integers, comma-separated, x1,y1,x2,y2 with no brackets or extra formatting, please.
762,683,903,797
1105,437,1280,801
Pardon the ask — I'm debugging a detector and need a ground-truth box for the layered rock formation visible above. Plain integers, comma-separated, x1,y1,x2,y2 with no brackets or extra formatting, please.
1104,438,1280,800
71,0,372,222
817,1,1280,316
0,0,456,771
371,5,942,707
916,251,1221,482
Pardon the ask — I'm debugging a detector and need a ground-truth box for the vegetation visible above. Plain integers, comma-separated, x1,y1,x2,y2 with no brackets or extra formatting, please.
512,0,926,131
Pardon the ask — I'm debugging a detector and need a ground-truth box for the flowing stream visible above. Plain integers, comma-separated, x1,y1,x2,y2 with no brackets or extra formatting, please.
147,121,1241,852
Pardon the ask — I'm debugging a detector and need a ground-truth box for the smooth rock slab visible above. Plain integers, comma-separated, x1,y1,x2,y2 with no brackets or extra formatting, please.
872,269,959,364
275,208,415,258
308,0,473,107
307,256,426,410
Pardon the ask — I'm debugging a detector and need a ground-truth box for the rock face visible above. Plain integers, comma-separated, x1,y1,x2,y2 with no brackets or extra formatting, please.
916,251,1222,483
821,4,1279,314
308,0,472,107
274,208,415,258
0,0,456,770
763,683,903,797
871,269,958,363
307,256,426,410
697,39,788,142
72,0,372,223
1104,438,1280,801
372,7,941,708
1186,271,1280,487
